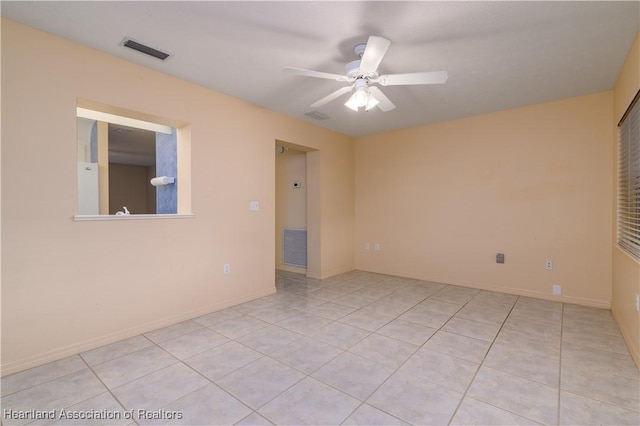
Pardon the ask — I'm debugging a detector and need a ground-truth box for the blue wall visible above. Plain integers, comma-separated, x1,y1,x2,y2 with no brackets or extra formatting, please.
155,129,177,214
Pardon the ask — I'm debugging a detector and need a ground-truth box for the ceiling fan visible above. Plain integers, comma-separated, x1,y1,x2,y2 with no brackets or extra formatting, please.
283,35,448,112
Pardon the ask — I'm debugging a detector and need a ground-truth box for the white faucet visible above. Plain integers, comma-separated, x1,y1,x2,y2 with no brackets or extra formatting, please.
115,206,131,216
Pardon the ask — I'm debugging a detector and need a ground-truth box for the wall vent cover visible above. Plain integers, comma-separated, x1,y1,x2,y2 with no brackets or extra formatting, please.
283,228,307,267
123,38,170,60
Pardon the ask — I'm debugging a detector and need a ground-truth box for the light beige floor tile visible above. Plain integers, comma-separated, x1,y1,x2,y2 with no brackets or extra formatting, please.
338,309,393,331
559,390,640,425
234,411,274,425
563,303,613,320
91,345,177,389
423,331,491,364
308,286,354,302
184,341,263,381
112,363,209,415
349,333,418,369
561,365,640,412
146,383,251,426
468,366,559,425
562,329,630,355
374,319,437,346
330,291,381,308
208,315,270,339
484,344,560,387
441,317,501,342
331,280,369,292
7,270,640,426
562,315,622,337
450,396,541,425
33,392,128,426
216,357,305,409
508,306,562,324
360,299,416,317
309,321,370,350
268,337,342,374
398,304,453,328
430,286,480,305
236,325,301,354
504,314,562,338
455,304,511,326
307,302,357,320
561,342,639,380
80,336,153,367
515,297,562,313
417,299,463,315
1,356,87,396
1,370,107,426
472,290,518,307
312,352,395,400
275,313,332,334
394,284,441,299
398,348,479,393
233,298,278,314
278,295,327,310
367,371,463,425
258,377,360,425
157,328,230,360
493,327,560,358
193,308,243,327
244,304,302,323
342,403,409,425
143,320,204,344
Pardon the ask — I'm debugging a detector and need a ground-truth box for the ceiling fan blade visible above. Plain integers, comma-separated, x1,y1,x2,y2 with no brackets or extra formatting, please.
310,86,353,108
369,86,396,112
376,71,448,86
283,67,350,82
359,36,391,74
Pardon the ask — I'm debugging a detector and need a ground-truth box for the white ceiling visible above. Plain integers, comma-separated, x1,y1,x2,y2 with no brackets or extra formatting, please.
3,1,639,137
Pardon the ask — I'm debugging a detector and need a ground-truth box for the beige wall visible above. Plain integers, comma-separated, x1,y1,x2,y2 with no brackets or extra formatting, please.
275,147,307,273
612,33,640,368
355,92,614,308
1,19,354,374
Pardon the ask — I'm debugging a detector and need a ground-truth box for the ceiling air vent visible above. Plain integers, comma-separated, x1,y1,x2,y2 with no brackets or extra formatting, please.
122,38,170,60
304,111,330,121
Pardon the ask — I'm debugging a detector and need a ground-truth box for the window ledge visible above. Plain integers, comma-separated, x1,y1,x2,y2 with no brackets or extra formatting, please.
73,214,195,222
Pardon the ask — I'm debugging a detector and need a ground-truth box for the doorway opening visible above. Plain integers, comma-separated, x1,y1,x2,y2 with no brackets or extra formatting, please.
275,140,319,277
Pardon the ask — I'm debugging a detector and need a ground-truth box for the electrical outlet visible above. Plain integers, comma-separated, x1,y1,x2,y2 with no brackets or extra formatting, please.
224,264,230,274
635,293,640,311
496,253,505,264
374,243,380,251
364,242,370,250
249,201,259,211
553,284,562,295
545,260,553,270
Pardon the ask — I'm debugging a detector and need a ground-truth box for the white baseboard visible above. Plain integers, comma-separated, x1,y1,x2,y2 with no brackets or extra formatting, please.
612,308,640,369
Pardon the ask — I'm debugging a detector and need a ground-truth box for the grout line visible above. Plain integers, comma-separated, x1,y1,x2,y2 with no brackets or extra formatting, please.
445,294,520,425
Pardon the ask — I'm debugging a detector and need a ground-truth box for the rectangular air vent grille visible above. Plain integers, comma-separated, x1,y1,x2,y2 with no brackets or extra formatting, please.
283,228,307,267
123,39,170,60
304,111,330,121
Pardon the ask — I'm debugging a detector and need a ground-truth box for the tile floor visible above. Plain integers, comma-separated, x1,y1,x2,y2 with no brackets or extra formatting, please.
2,270,639,425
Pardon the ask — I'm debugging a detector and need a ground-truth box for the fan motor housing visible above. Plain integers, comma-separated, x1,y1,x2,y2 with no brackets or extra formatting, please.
345,59,377,79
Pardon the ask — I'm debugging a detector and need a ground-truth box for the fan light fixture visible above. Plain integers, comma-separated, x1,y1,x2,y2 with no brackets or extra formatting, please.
345,78,378,111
